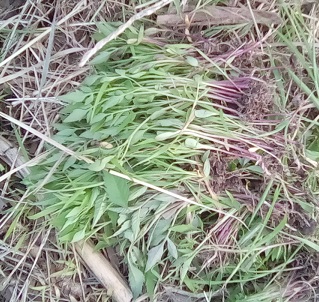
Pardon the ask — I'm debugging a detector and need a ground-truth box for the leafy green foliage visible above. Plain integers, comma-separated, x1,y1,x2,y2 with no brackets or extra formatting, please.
103,172,129,207
24,10,319,301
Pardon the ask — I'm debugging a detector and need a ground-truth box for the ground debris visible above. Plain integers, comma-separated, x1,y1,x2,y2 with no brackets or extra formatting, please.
157,6,282,27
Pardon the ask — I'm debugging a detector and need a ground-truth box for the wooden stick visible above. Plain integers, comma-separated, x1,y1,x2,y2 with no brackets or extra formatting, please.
75,240,133,302
157,6,281,27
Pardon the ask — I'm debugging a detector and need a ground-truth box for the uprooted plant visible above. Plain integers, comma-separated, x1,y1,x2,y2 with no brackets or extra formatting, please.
17,14,319,301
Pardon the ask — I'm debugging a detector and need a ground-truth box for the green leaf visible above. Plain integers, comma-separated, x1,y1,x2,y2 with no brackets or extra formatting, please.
115,69,126,76
202,150,210,162
59,90,87,103
112,220,130,237
150,219,172,246
203,158,211,177
92,196,108,227
145,270,157,298
59,231,73,242
131,210,142,239
305,149,319,162
71,228,86,243
156,119,183,127
129,186,148,201
63,156,77,171
246,165,263,174
290,234,319,252
127,38,138,45
222,191,242,210
91,113,106,123
137,25,144,44
117,214,128,226
96,22,118,36
56,129,76,136
180,257,193,282
82,75,101,86
130,129,147,145
28,205,60,219
258,216,287,246
186,56,199,67
64,109,87,123
128,263,145,298
108,210,119,229
124,230,134,242
195,109,217,118
51,211,67,229
130,71,147,79
65,206,82,218
155,131,179,141
91,51,111,65
103,172,129,207
145,242,164,271
88,156,113,172
167,238,178,259
185,138,199,148
102,95,124,111
170,224,196,233
61,216,79,232
309,135,319,153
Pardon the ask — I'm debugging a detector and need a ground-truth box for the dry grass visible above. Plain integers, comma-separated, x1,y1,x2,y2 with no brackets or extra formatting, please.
0,222,114,301
0,0,124,153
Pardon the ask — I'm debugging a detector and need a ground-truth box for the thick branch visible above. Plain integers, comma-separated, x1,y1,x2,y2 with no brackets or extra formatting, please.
157,6,281,26
75,240,133,302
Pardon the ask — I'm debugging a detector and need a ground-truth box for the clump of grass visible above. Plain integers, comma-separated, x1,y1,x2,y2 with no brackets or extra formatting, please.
20,13,319,301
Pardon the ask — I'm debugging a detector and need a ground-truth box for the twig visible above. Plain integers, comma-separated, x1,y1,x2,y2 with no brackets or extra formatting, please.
79,0,173,67
75,240,133,302
157,6,282,26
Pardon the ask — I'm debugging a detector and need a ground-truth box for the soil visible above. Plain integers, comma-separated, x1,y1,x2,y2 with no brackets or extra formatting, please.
290,250,319,295
0,0,24,8
238,81,274,122
0,0,24,19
